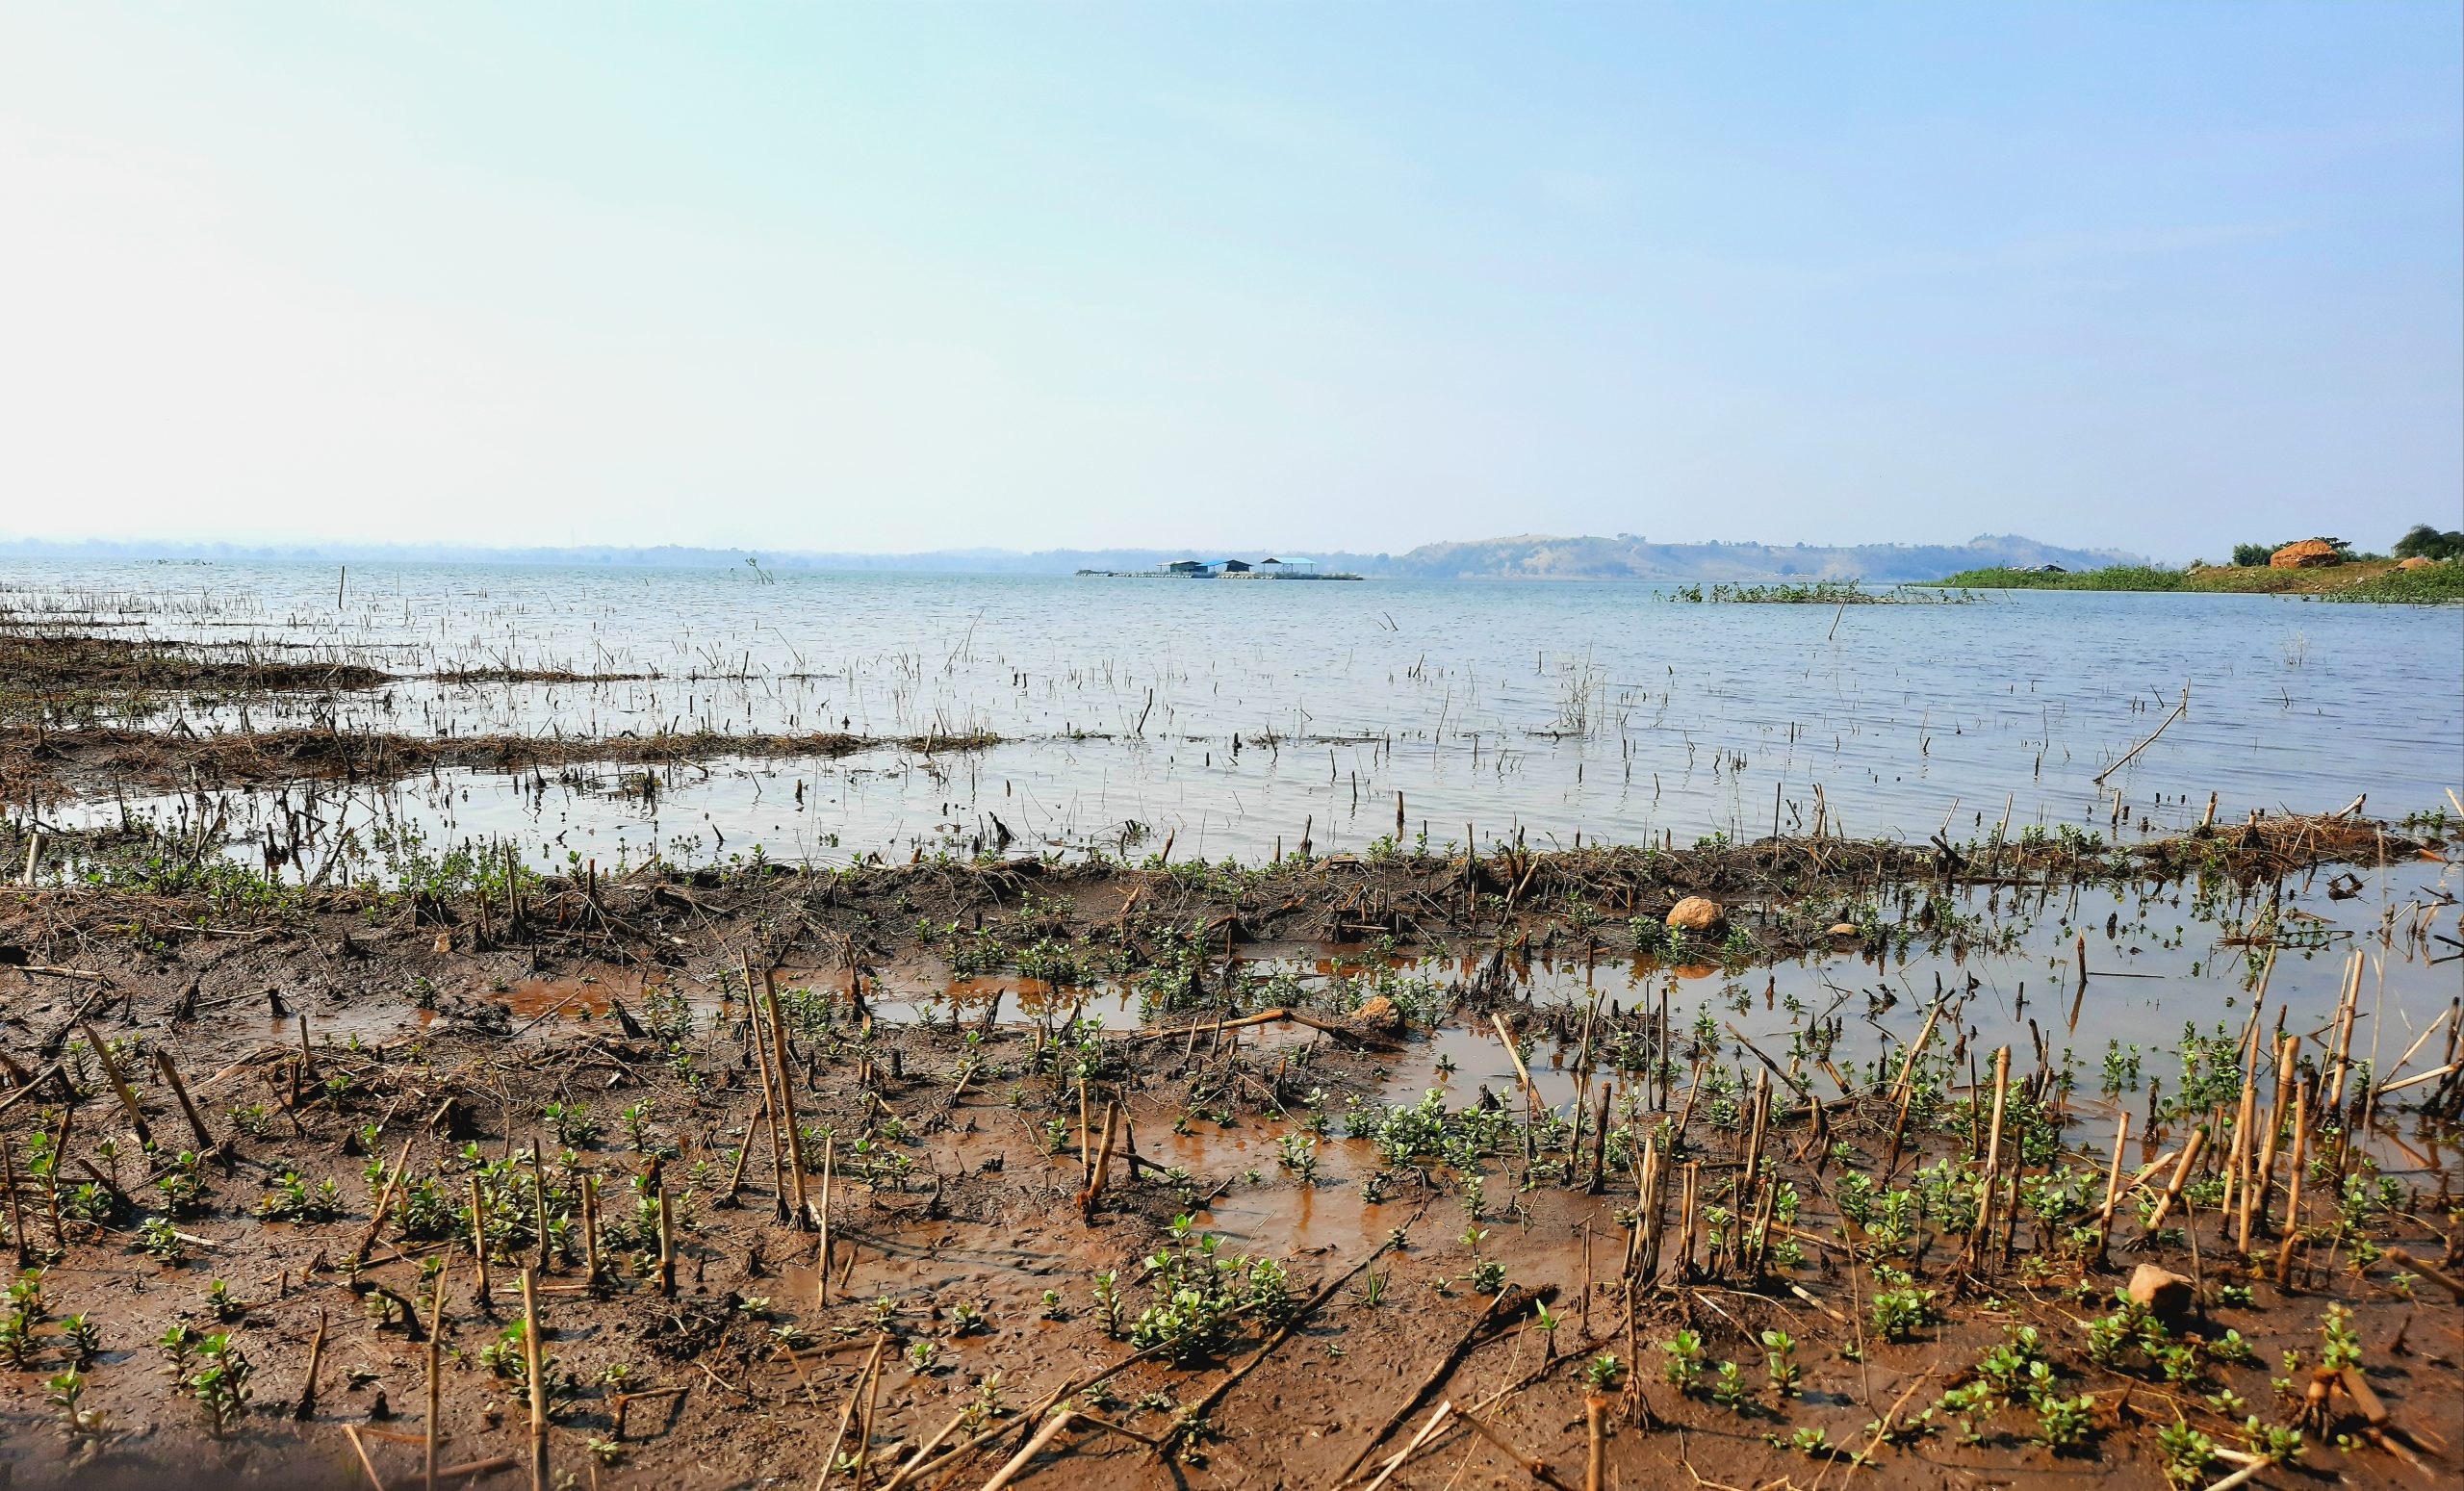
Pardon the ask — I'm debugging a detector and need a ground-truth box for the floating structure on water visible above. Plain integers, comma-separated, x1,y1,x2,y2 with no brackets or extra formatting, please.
1075,554,1363,580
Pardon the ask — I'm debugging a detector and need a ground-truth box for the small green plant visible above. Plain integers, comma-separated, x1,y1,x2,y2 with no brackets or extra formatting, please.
2157,1418,2216,1489
1660,1331,1705,1393
255,1171,342,1223
204,1277,245,1321
1760,1329,1799,1397
544,1101,599,1147
1871,1277,1938,1342
1092,1272,1125,1338
159,1323,197,1380
139,1216,186,1263
2319,1302,2361,1371
1710,1360,1750,1410
2033,1392,2096,1452
1584,1353,1627,1392
48,1369,108,1440
2244,1417,2303,1465
59,1313,101,1364
188,1332,254,1436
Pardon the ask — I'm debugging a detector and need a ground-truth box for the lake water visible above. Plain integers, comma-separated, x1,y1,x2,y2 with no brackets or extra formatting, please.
6,558,2457,869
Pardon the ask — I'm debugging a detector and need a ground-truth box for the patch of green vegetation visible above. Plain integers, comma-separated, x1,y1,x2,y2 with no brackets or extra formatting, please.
2312,562,2464,604
1929,565,2186,592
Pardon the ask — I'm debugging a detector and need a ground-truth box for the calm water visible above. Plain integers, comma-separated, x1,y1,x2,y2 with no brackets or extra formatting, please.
6,558,2458,867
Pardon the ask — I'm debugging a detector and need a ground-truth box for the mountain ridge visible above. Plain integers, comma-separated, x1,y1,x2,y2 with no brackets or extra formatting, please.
0,531,2148,581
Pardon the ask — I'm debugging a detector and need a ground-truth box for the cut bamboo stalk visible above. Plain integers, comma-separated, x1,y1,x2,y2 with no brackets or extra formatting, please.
294,1306,329,1420
425,1251,451,1491
351,1137,418,1268
342,1422,390,1491
530,1146,552,1273
760,970,812,1227
2143,1125,2206,1236
153,1050,217,1151
1359,1401,1452,1491
1972,1046,2010,1253
468,1175,494,1306
2274,1090,2309,1288
821,1337,886,1482
580,1174,602,1286
656,1183,677,1296
521,1269,548,1491
77,1021,153,1147
978,1408,1076,1491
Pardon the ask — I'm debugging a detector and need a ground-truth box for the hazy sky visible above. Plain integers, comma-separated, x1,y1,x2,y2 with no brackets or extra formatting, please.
3,4,2456,558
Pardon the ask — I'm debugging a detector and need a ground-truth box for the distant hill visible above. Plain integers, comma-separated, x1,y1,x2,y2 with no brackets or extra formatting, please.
1351,533,2145,581
0,531,2145,581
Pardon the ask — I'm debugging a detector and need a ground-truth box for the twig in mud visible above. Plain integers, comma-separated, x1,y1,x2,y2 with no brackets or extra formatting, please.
975,1409,1078,1491
1331,1284,1553,1483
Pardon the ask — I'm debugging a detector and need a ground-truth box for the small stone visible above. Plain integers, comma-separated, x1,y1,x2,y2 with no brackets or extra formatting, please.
2126,1263,2194,1317
1666,896,1724,934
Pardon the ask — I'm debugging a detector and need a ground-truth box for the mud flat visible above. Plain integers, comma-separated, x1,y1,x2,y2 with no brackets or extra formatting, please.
0,797,2456,1490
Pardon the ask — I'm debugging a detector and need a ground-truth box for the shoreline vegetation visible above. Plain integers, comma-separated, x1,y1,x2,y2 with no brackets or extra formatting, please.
1928,558,2463,604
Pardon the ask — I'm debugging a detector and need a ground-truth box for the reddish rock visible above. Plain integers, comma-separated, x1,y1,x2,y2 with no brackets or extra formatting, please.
2126,1263,2194,1317
1666,896,1724,934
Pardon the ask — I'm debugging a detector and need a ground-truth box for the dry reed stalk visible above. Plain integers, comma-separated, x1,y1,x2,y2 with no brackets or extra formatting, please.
759,964,812,1226
425,1251,451,1491
76,1020,153,1146
2143,1125,2206,1236
2274,1090,2309,1288
1971,1047,2010,1255
294,1306,328,1421
1358,1401,1452,1491
656,1183,677,1296
580,1174,602,1286
745,971,790,1216
342,1422,390,1491
977,1409,1076,1491
468,1175,493,1305
520,1269,548,1491
154,1049,218,1151
822,1337,887,1485
815,1134,835,1302
351,1136,418,1268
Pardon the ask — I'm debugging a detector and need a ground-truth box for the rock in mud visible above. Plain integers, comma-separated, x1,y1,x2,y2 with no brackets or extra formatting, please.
1667,896,1725,934
2126,1263,2194,1318
1352,994,1402,1032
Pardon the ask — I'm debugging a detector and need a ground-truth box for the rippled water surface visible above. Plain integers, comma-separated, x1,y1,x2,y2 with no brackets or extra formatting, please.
8,558,2457,867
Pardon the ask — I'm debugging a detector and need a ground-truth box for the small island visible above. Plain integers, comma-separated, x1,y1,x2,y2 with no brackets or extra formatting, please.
1075,555,1363,580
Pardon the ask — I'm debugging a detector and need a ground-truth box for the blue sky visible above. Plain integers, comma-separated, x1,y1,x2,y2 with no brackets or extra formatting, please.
2,3,2456,557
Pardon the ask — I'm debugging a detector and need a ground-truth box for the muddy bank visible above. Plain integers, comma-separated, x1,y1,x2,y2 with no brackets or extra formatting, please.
0,813,2454,1489
0,723,1001,803
0,631,391,709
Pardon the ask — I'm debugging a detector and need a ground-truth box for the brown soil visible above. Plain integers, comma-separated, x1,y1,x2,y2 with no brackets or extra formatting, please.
0,631,391,705
0,810,2453,1489
0,724,999,803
